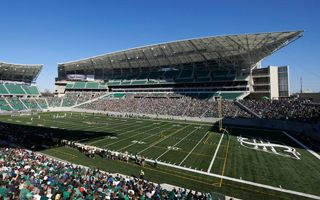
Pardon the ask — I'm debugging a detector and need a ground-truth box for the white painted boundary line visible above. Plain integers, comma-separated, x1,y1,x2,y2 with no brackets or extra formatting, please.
282,131,320,160
179,131,209,166
103,122,168,147
150,159,320,200
156,127,200,160
117,124,176,151
207,132,224,173
13,115,142,139
37,115,140,135
137,125,190,154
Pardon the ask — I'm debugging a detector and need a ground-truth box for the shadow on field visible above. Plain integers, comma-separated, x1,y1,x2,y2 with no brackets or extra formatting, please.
0,121,116,151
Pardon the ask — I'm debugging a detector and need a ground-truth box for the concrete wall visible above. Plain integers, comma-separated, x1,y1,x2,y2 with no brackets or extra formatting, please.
70,108,219,123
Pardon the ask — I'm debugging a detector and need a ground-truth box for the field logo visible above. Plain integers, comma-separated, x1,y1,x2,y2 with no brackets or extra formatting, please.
237,136,300,160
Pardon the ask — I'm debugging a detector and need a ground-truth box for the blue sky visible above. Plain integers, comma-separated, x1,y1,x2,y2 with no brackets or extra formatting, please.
0,0,319,92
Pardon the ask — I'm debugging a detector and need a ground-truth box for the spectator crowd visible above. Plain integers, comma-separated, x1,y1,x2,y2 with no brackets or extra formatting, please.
78,94,249,119
76,93,320,122
0,147,212,200
240,99,320,122
0,123,213,200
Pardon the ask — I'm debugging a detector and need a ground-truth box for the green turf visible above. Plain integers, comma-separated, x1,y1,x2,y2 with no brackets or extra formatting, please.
0,112,319,200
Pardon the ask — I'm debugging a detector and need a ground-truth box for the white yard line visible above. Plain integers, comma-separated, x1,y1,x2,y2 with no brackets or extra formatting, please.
34,117,145,145
179,131,209,166
207,132,224,173
102,123,168,147
87,121,152,145
156,127,200,160
117,124,175,151
137,125,190,154
282,131,320,160
40,116,140,134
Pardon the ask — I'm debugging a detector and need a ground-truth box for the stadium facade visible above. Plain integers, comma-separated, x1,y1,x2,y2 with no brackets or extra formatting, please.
0,61,44,111
0,61,42,97
55,31,303,100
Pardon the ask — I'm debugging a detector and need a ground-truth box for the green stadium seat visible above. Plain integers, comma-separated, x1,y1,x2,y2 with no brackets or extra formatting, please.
235,75,248,81
0,97,12,111
21,85,31,94
0,84,9,94
158,80,172,84
48,96,62,107
7,97,26,110
66,83,74,89
98,83,108,89
29,86,39,94
37,99,48,109
73,82,86,89
86,82,99,89
121,80,131,85
4,84,26,95
21,85,40,95
112,93,126,99
146,80,158,84
1,84,39,95
107,81,121,86
131,80,146,85
21,99,40,109
62,93,78,107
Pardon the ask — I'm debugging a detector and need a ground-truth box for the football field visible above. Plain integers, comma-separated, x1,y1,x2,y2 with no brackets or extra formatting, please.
0,112,319,200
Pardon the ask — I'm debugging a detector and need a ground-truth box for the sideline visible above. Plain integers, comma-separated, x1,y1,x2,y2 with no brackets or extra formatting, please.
282,131,320,160
57,140,320,200
153,159,320,200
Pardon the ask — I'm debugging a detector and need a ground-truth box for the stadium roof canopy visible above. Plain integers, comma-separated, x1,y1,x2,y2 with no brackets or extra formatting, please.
0,62,43,83
58,30,303,71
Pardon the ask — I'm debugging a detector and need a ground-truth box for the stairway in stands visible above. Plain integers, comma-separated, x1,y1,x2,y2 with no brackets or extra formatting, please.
234,100,262,118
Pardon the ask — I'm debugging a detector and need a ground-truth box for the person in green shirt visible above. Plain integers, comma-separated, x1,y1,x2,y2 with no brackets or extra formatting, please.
62,187,72,200
0,185,7,199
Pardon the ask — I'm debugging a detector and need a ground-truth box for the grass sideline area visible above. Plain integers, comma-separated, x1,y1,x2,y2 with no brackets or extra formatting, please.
0,112,319,200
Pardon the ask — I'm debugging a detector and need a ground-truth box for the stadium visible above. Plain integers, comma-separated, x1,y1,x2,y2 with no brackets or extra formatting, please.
0,30,320,200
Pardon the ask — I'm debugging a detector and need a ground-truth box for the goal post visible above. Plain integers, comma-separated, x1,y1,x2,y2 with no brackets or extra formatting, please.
217,96,229,138
218,96,222,131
